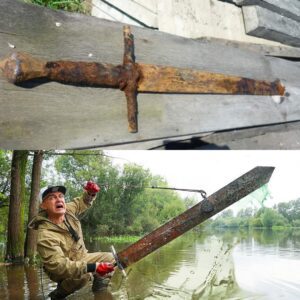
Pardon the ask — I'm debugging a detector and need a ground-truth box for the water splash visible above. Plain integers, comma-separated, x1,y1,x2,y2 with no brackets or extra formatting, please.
132,236,239,299
191,237,238,300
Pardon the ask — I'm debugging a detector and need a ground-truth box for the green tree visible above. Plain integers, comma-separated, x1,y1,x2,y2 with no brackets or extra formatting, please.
6,151,29,263
261,208,289,228
25,0,89,13
25,151,44,262
277,202,293,222
250,217,263,228
292,219,300,227
0,150,12,203
277,199,300,224
53,151,186,236
0,151,12,236
116,164,152,229
183,195,198,209
128,179,185,235
220,209,234,218
54,151,118,230
237,207,253,218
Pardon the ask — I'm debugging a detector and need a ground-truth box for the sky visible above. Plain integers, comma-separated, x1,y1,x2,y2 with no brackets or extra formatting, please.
104,150,300,212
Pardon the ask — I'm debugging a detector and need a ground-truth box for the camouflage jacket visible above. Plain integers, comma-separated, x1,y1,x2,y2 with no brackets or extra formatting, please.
28,194,95,281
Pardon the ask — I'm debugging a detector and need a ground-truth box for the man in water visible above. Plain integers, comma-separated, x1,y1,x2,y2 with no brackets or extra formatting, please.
29,181,115,299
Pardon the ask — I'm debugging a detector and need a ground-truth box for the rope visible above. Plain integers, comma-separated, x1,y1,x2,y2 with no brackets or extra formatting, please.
40,263,46,300
97,183,207,197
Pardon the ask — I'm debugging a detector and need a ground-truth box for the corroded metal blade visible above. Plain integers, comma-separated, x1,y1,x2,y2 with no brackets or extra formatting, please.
137,64,285,96
117,166,275,267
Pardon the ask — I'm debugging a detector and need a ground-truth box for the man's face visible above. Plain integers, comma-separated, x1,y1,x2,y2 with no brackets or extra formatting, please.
40,191,66,217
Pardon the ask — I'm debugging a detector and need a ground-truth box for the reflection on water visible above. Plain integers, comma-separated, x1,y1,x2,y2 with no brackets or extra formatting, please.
234,230,300,300
0,229,299,299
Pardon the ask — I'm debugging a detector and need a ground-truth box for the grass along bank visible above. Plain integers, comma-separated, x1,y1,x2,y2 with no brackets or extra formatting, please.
92,235,140,244
24,0,91,14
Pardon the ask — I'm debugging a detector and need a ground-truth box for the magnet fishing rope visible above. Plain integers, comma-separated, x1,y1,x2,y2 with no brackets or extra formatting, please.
97,183,207,197
40,263,46,300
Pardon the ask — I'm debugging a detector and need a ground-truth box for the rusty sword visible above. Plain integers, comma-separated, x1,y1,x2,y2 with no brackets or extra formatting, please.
110,166,274,272
0,26,285,133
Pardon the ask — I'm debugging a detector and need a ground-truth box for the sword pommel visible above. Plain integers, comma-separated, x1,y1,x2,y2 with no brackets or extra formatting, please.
0,52,47,84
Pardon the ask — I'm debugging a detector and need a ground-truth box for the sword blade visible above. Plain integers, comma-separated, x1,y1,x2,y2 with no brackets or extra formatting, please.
117,166,274,267
137,64,285,96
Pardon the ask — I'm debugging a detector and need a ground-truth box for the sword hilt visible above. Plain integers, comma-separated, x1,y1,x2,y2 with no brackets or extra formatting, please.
0,26,140,134
110,245,127,278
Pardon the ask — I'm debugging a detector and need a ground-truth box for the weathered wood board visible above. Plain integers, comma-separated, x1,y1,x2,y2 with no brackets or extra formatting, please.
101,121,300,150
234,0,300,22
198,37,300,59
194,121,300,150
207,125,300,150
242,5,300,47
0,0,300,149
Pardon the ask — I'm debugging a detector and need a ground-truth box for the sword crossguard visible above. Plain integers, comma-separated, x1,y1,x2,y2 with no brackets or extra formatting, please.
121,25,140,133
110,245,127,278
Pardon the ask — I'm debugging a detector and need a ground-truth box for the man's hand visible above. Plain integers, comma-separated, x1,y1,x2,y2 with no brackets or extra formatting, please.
95,262,115,277
84,181,100,196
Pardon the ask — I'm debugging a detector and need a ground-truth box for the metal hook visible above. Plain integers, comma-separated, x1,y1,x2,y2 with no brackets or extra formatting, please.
200,191,214,213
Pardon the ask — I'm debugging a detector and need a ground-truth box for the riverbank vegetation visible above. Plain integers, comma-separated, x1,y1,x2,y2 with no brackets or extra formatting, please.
208,199,300,230
92,235,140,244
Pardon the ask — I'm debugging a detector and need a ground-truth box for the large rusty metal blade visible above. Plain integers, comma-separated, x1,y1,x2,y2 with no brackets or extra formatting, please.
117,166,274,268
137,64,285,96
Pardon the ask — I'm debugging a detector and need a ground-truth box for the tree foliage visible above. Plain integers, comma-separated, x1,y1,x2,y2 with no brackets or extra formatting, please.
6,151,29,262
0,151,11,236
210,202,296,230
277,199,300,223
25,0,89,13
54,151,186,236
0,150,12,203
0,150,187,239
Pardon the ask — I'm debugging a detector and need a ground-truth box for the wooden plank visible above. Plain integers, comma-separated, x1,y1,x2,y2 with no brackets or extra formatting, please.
192,121,300,150
197,37,300,59
234,0,300,22
101,121,300,149
0,0,300,149
204,123,300,150
242,5,300,47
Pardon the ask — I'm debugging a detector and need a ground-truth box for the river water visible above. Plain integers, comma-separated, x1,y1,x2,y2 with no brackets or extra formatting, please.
0,229,299,299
